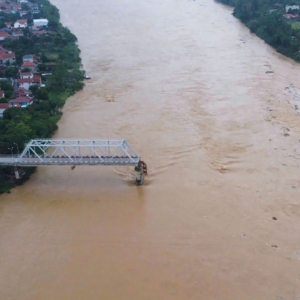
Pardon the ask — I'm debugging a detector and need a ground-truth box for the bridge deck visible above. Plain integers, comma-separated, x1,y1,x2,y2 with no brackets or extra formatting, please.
0,156,139,166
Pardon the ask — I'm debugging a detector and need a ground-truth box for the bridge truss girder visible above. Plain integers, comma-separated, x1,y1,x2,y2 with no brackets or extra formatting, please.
17,139,140,165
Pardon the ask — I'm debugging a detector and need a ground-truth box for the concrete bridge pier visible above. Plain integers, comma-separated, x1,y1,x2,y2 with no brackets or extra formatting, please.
14,167,20,180
135,171,144,186
14,167,26,185
14,167,24,185
135,161,147,186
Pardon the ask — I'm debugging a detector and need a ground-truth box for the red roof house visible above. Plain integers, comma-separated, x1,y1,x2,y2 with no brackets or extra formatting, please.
22,62,36,68
0,50,15,64
32,30,45,36
0,31,10,40
18,76,41,89
19,72,33,79
0,103,9,109
9,96,34,107
17,87,31,97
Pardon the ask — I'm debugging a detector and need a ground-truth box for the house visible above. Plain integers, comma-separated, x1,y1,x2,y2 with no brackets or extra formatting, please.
19,10,28,17
0,31,10,41
284,13,298,19
14,19,27,28
33,19,48,27
19,71,33,79
18,78,31,89
18,78,33,89
17,87,31,97
12,30,24,38
13,5,22,10
32,30,45,37
21,62,36,71
0,2,11,13
5,22,12,28
0,50,16,65
9,96,33,107
22,54,34,63
0,103,9,117
18,76,41,89
0,90,5,98
0,27,10,32
32,76,41,85
0,2,10,9
286,5,300,12
31,5,40,14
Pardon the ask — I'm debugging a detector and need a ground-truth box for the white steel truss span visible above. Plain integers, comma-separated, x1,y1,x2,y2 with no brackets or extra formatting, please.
0,139,141,166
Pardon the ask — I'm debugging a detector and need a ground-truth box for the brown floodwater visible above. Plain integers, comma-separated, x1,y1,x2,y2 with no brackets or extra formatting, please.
1,0,300,299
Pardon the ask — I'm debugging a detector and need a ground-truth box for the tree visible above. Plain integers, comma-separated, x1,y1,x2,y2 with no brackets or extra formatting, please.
38,63,47,71
5,66,18,78
35,88,49,100
21,3,29,10
29,85,39,94
22,68,31,73
0,80,13,99
48,63,68,92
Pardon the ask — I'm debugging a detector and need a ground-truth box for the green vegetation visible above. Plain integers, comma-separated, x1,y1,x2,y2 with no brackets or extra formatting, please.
217,0,300,62
0,0,85,194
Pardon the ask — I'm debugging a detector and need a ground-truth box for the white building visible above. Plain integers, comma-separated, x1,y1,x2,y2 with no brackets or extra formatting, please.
22,54,34,63
19,72,33,79
33,19,49,27
286,5,300,12
14,19,28,28
18,76,41,90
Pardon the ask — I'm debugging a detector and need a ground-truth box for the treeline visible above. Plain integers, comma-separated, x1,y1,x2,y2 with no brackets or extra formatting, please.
0,0,84,194
217,0,300,62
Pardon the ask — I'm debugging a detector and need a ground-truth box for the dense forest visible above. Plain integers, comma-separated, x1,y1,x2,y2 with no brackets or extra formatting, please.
0,0,84,194
217,0,300,61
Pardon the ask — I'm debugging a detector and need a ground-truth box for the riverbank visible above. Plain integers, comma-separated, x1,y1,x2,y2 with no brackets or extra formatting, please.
2,0,300,299
0,0,84,194
217,0,300,63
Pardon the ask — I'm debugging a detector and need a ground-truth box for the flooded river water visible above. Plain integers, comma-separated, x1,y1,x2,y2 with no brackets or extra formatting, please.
1,0,300,299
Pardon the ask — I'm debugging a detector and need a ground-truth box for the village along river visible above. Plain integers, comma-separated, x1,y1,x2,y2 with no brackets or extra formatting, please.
2,0,300,299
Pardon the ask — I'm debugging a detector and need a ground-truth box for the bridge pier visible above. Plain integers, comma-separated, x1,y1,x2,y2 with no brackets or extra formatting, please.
14,167,20,180
135,161,147,186
14,167,25,185
135,171,144,186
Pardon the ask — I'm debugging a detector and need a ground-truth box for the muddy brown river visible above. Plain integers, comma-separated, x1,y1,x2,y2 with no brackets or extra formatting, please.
1,0,300,299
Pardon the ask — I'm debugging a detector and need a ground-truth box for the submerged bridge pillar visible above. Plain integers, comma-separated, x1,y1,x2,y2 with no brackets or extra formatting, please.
14,167,20,180
135,161,147,186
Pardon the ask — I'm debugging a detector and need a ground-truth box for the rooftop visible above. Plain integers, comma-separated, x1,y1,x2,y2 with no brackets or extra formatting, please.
0,103,9,109
16,19,27,24
9,96,33,103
